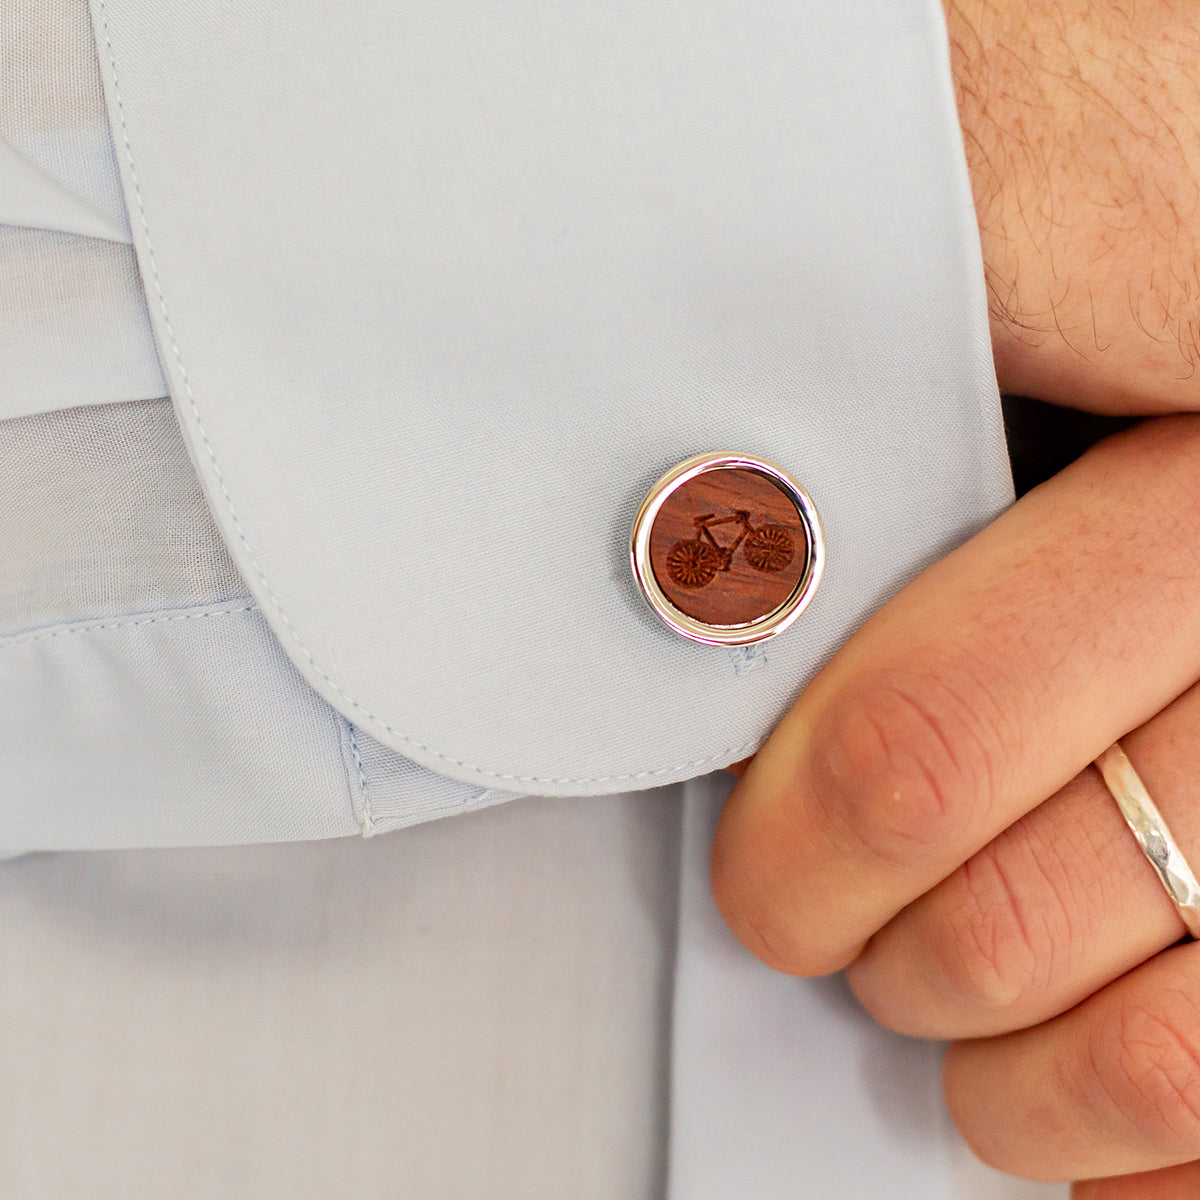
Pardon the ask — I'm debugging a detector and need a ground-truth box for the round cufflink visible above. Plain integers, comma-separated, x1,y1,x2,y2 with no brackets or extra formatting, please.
630,453,824,646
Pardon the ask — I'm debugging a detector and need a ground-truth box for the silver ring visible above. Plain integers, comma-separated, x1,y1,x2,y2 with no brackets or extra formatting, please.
1094,742,1200,940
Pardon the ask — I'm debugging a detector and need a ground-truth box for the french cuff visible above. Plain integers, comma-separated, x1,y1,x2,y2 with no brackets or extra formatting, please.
28,0,1013,830
0,600,516,852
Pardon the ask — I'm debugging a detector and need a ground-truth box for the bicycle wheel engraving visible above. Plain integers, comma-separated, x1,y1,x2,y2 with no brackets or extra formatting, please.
666,539,721,588
743,524,795,572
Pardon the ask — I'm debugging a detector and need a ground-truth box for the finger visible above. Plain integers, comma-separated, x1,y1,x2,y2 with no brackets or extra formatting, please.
711,417,1200,976
846,678,1200,1038
1074,1161,1200,1199
945,941,1200,1181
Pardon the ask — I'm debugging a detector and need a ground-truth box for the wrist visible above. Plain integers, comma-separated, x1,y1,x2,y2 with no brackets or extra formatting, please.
945,0,1200,414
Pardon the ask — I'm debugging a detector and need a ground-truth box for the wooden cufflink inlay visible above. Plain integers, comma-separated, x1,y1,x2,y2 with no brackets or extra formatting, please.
630,454,824,646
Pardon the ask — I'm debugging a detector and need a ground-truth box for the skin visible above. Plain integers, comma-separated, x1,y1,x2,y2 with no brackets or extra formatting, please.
711,2,1200,1194
948,0,1200,414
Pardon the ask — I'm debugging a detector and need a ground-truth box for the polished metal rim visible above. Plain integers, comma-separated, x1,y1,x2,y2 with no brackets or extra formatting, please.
630,452,825,646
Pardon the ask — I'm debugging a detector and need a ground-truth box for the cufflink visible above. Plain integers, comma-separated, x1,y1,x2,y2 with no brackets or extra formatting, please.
630,453,824,646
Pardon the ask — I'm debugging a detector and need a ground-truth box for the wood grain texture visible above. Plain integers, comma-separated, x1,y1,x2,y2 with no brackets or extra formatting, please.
648,468,809,627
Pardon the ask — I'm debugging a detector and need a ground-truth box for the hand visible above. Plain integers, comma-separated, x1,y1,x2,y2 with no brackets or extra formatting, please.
712,2,1200,1195
713,416,1200,1192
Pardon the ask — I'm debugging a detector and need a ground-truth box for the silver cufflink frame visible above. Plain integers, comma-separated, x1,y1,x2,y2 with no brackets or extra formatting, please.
630,452,825,646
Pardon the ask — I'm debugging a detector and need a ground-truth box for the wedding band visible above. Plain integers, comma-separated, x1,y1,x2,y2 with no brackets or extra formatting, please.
1094,743,1200,941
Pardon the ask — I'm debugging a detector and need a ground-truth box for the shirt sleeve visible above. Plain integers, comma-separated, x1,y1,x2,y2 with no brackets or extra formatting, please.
0,0,1012,851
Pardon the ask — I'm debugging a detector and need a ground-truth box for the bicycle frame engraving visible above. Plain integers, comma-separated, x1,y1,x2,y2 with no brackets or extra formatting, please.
630,452,824,646
665,510,795,589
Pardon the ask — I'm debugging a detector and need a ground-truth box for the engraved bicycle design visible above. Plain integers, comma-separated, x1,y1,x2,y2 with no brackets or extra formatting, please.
665,510,795,589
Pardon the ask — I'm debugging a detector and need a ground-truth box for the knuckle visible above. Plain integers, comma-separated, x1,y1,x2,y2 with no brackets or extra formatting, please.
933,807,1094,1025
808,665,1004,866
710,836,845,977
720,891,807,976
1087,994,1200,1155
710,856,789,973
935,842,1047,1015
